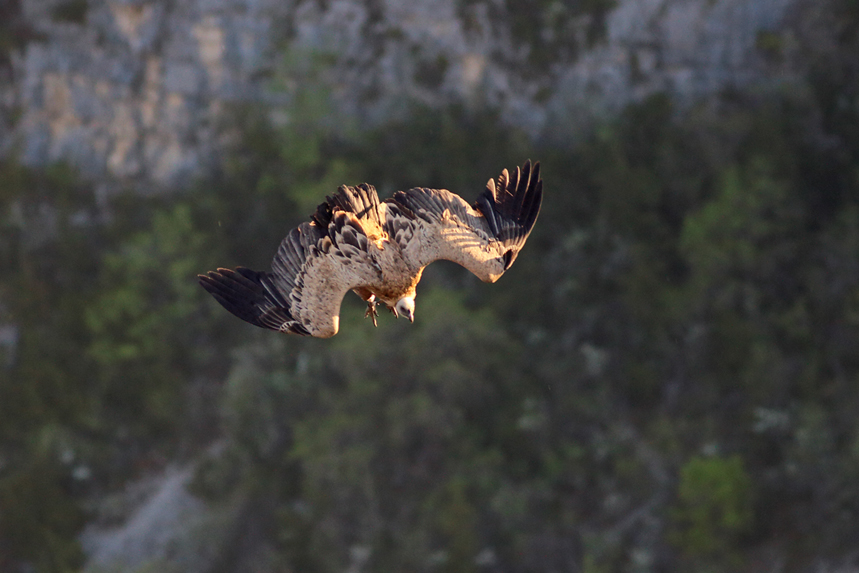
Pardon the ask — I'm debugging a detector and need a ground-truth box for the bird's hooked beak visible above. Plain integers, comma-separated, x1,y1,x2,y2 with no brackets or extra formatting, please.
394,297,415,323
392,306,414,322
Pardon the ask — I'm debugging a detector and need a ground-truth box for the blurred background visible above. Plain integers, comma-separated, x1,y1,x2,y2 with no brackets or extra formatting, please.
1,0,858,571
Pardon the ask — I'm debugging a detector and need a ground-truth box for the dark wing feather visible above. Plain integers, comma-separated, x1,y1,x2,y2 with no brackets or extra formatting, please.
316,183,385,238
198,267,311,335
387,160,542,282
199,186,385,338
476,160,542,249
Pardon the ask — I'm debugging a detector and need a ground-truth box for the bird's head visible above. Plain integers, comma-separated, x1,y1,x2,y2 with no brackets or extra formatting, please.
394,296,415,323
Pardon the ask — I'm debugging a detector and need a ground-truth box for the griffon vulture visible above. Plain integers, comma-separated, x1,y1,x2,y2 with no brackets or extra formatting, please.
198,160,543,338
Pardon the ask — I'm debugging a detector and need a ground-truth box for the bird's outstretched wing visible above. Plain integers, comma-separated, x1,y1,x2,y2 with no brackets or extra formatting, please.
387,160,542,282
198,185,385,338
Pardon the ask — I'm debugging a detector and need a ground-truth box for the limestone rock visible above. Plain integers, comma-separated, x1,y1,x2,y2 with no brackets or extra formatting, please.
2,0,806,187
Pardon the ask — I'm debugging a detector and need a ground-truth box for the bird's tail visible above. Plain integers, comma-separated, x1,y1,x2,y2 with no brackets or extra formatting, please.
198,267,310,335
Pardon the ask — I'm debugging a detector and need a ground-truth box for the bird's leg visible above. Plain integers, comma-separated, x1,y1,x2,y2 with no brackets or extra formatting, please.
389,305,398,318
364,295,379,327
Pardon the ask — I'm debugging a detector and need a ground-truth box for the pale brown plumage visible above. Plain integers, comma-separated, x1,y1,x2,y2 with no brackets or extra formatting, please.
198,160,543,338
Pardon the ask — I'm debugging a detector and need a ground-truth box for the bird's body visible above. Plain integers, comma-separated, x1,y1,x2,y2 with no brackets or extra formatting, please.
199,160,543,338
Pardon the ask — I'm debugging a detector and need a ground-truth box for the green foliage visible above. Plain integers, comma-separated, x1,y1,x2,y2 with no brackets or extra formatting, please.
755,30,784,61
0,0,40,71
681,158,801,290
0,160,232,570
670,455,753,565
415,55,450,89
343,103,530,198
216,288,536,570
85,202,220,433
0,160,100,571
0,454,85,571
458,0,616,73
50,0,88,24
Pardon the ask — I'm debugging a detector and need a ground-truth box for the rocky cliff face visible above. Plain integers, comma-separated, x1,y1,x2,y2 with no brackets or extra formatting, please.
3,0,802,187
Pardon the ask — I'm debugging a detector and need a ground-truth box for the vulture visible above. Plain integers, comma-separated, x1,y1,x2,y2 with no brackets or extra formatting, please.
199,160,543,338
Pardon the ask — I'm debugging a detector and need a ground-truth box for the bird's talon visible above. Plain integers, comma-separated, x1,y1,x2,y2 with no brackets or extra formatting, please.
364,300,379,327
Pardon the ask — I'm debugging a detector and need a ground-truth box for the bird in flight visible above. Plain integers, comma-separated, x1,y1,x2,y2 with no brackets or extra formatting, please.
199,160,543,338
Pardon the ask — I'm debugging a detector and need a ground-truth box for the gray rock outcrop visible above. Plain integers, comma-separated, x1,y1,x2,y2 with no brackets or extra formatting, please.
2,0,802,187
